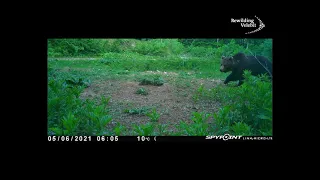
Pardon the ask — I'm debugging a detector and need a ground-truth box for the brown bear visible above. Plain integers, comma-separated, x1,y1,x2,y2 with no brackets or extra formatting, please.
220,52,272,86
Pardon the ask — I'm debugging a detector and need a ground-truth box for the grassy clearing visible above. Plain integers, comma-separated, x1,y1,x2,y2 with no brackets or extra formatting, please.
48,39,272,136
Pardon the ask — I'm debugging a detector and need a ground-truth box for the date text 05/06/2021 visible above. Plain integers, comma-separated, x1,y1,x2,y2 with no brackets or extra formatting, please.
47,136,120,142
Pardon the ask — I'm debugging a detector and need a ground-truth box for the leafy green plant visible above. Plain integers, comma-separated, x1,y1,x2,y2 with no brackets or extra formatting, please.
88,104,113,133
114,122,127,136
136,87,148,95
230,122,251,136
193,84,205,103
213,105,232,127
139,75,164,86
157,124,168,135
62,112,78,135
133,123,155,136
49,127,64,136
100,96,111,106
178,112,212,136
65,77,91,88
146,108,160,122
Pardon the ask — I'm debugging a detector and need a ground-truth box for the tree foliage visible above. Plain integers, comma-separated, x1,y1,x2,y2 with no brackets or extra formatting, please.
48,38,272,61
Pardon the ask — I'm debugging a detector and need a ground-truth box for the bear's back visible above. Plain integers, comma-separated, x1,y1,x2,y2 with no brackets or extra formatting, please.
239,55,272,76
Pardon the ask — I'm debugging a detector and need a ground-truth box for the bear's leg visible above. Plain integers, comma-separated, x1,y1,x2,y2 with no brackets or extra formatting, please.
224,72,237,85
224,75,232,84
237,80,244,86
236,73,246,86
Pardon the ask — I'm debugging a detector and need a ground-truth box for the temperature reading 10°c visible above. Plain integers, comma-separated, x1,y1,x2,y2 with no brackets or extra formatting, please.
137,136,150,141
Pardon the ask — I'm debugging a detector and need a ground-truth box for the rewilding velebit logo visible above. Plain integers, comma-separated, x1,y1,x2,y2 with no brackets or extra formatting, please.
231,16,265,34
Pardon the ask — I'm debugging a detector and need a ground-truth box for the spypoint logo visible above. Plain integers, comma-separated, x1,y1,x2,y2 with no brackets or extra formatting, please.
231,16,265,34
206,134,242,141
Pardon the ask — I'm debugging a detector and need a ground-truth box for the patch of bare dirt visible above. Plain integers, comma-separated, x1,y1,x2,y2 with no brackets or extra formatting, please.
198,78,224,89
80,76,223,134
140,70,179,77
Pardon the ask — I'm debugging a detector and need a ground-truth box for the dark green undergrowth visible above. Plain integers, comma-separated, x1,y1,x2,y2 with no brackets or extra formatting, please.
196,71,272,136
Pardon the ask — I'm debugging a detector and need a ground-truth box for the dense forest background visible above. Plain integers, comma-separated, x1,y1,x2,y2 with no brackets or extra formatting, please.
48,39,272,61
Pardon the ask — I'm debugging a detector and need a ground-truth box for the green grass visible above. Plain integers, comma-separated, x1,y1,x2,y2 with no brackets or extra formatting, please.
48,50,272,136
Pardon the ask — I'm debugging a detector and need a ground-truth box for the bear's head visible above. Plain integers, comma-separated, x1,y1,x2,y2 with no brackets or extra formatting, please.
220,56,236,72
220,53,244,72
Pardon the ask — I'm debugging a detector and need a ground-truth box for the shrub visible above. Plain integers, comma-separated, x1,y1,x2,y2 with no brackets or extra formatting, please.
211,71,272,136
48,75,112,136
